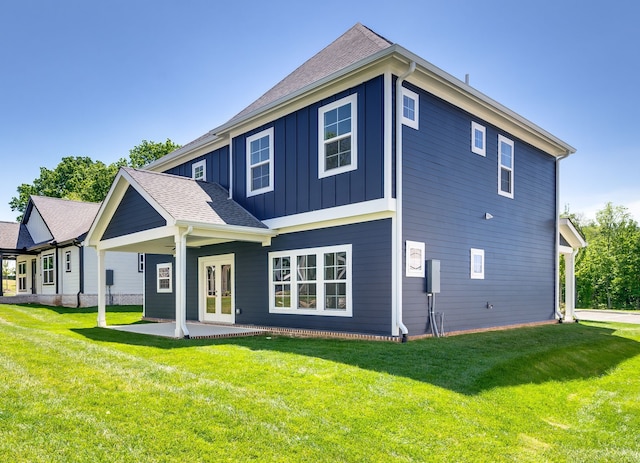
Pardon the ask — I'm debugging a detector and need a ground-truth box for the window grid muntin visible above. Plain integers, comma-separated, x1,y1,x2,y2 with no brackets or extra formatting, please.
318,94,357,178
43,254,54,285
471,122,486,156
498,135,514,198
246,127,274,196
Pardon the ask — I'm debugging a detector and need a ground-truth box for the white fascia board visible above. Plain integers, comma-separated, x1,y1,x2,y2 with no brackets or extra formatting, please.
560,217,587,248
95,225,179,252
175,220,277,245
262,198,396,234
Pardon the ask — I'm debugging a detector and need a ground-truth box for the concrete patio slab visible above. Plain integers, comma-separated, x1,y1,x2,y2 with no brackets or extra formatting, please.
107,322,266,339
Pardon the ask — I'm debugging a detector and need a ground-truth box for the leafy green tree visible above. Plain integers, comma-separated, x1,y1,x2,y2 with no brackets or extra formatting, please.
575,203,640,309
124,139,181,168
9,139,181,220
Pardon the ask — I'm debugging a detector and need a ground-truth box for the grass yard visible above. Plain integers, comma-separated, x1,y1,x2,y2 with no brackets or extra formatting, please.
1,304,639,462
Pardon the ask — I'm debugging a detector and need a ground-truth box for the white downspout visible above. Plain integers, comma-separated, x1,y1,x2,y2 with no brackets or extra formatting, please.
555,153,569,320
228,133,233,200
395,61,416,341
174,226,193,338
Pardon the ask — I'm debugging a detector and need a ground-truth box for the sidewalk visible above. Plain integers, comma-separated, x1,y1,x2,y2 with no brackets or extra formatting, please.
575,309,640,325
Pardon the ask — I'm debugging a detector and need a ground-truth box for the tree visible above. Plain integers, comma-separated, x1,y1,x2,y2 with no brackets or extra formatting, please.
9,139,181,220
124,139,181,168
574,203,640,309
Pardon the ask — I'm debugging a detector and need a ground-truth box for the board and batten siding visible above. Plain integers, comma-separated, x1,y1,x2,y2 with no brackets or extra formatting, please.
229,76,385,221
144,219,393,336
164,145,230,188
101,186,166,240
401,83,557,334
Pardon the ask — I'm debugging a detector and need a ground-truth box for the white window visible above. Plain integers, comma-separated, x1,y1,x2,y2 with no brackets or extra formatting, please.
42,253,54,285
470,248,485,279
156,263,172,293
406,240,425,277
17,261,27,292
246,127,274,196
401,87,419,130
318,94,358,178
65,251,71,272
192,160,206,181
138,253,145,273
269,244,352,316
498,135,514,198
471,122,486,156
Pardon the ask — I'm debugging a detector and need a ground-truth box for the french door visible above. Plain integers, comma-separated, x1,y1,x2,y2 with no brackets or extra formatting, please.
199,254,234,323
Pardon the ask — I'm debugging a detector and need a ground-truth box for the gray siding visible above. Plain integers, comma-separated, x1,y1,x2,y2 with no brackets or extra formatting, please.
146,219,393,336
102,186,166,240
401,83,557,335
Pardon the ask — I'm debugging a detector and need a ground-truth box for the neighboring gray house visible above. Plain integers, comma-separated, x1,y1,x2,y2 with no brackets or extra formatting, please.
87,24,578,339
1,195,142,307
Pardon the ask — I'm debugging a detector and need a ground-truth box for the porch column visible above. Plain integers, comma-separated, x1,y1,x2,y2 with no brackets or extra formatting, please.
564,250,577,322
97,249,107,327
174,229,190,338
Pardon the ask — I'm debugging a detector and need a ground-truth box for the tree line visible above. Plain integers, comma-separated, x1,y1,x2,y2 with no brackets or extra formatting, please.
564,203,640,309
9,139,180,220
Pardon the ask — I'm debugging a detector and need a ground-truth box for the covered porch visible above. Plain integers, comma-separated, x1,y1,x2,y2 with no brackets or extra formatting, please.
86,167,276,339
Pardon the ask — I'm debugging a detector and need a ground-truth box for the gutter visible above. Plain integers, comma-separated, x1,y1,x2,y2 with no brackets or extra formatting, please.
394,61,416,341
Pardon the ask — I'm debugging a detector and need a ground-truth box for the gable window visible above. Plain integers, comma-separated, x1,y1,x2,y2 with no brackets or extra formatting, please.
498,135,514,198
17,261,27,292
138,253,145,273
192,160,206,181
471,122,486,156
269,244,352,316
156,263,172,293
470,248,485,279
246,127,274,196
401,87,419,130
43,253,54,285
318,94,358,178
65,251,71,272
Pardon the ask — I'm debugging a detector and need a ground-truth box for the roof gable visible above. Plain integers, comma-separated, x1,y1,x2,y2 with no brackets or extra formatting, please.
28,196,101,244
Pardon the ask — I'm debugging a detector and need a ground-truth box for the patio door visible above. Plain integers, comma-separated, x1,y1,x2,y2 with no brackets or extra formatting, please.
199,254,234,323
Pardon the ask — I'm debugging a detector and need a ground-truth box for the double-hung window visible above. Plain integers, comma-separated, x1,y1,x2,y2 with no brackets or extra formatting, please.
157,263,172,293
246,127,274,196
65,251,71,272
318,94,357,178
401,87,419,130
42,253,54,285
269,244,352,316
498,135,514,198
192,160,206,181
17,261,27,292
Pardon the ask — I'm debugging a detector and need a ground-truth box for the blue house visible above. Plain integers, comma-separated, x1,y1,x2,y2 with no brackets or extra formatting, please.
86,24,576,339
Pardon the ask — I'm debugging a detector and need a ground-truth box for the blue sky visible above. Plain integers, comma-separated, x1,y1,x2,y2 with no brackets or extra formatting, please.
1,0,638,223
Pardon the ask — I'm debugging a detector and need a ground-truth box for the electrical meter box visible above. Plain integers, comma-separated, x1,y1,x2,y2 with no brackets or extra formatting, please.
106,269,114,286
426,259,440,294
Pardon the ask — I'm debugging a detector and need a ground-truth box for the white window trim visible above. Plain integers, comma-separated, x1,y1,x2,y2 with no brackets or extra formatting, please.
42,253,54,285
405,240,425,277
65,251,71,272
192,159,206,181
498,135,514,198
269,244,353,317
471,121,486,156
318,94,358,178
470,248,485,279
401,87,419,130
156,263,173,293
17,261,27,292
246,127,274,197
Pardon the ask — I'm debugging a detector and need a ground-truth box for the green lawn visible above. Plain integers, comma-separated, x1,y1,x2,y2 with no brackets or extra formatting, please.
1,304,639,462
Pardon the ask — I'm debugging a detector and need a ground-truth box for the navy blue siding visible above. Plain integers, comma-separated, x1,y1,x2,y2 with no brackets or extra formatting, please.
145,219,393,336
230,76,385,220
144,254,176,319
102,186,166,240
401,83,557,335
164,145,229,188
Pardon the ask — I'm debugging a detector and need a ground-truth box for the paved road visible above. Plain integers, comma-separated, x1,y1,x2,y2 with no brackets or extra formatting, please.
575,309,640,325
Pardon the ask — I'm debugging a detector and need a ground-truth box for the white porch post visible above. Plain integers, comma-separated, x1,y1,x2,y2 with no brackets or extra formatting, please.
97,249,107,327
174,228,191,338
564,250,577,322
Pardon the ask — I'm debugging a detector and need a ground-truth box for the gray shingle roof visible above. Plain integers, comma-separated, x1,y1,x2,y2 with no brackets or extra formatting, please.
28,196,101,244
123,168,267,229
231,23,392,122
0,221,34,251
